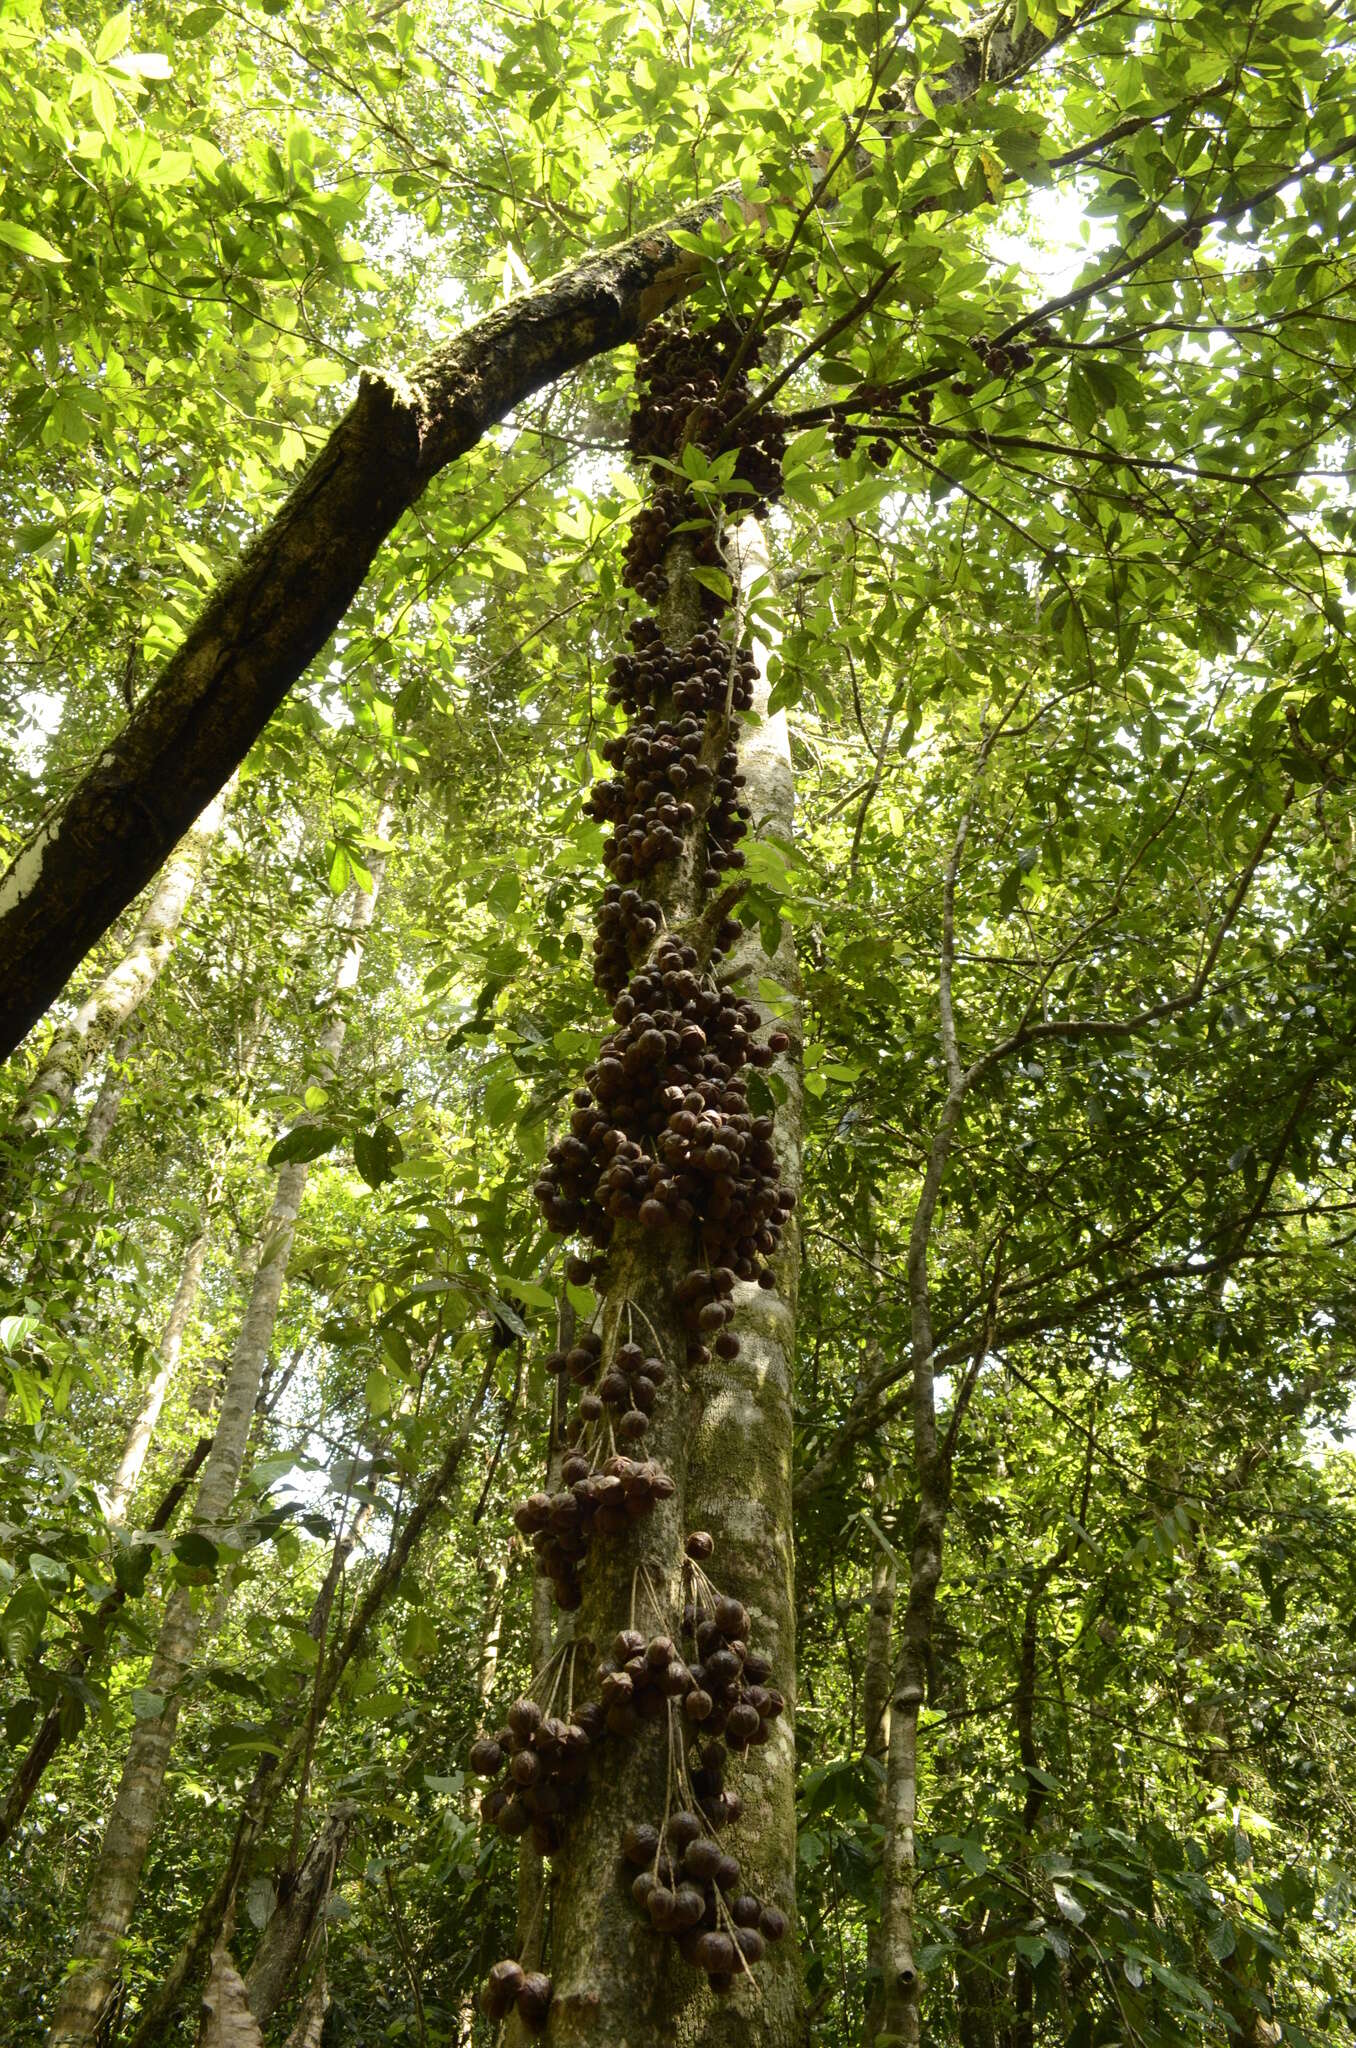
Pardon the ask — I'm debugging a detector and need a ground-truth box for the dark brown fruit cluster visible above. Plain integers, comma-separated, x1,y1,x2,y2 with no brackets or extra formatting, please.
514,1452,677,1609
471,1693,606,1856
590,715,707,876
624,1812,787,1994
615,1539,790,1993
533,936,795,1299
480,1957,553,2030
590,718,749,889
628,316,787,513
971,331,1036,379
623,484,723,602
677,1587,785,1748
607,618,756,721
832,385,938,462
591,884,667,997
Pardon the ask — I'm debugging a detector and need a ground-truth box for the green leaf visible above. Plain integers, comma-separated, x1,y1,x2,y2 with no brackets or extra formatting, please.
690,565,733,602
267,1124,342,1168
354,1121,403,1188
824,476,890,522
0,1582,46,1667
94,7,132,61
0,220,68,265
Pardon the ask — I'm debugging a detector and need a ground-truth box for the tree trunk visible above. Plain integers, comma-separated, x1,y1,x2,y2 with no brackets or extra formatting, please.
0,1433,214,1849
862,1551,896,1769
0,15,1066,1062
531,483,803,2048
46,860,384,2047
68,1025,138,1175
105,1221,212,1526
124,1354,496,2048
680,515,803,2046
244,1804,355,2029
1,777,231,1142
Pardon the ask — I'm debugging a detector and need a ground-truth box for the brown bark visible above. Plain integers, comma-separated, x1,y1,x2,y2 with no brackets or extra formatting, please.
244,1804,355,2028
0,10,1069,1063
47,863,384,2046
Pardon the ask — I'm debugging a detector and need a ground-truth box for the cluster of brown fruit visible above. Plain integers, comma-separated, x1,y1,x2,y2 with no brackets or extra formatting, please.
471,1691,605,1857
624,1816,787,1993
608,619,757,721
623,483,725,603
952,322,1054,393
533,933,793,1296
514,1445,677,1611
677,1575,786,1748
590,714,750,888
618,1534,789,1992
474,318,793,2015
480,1958,553,2031
591,882,668,998
832,385,938,464
628,316,787,510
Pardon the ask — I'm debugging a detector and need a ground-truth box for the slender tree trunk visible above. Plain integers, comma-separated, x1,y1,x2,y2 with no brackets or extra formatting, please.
477,1548,510,1706
46,859,384,2047
105,1223,212,1526
0,1433,213,1848
0,16,1066,1062
67,1026,138,1177
2,777,232,1157
124,1354,496,2048
870,753,998,2048
862,1552,896,1769
244,1803,355,2028
860,1529,897,2035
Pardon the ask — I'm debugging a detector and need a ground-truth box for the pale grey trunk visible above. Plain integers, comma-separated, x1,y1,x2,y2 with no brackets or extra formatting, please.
47,859,384,2047
199,1950,264,2048
282,1971,328,2048
681,516,803,2048
245,1804,355,2028
105,1222,211,1526
870,750,990,2048
69,1026,138,1174
543,520,803,2048
862,1551,896,1768
9,780,231,1142
477,1548,509,1706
